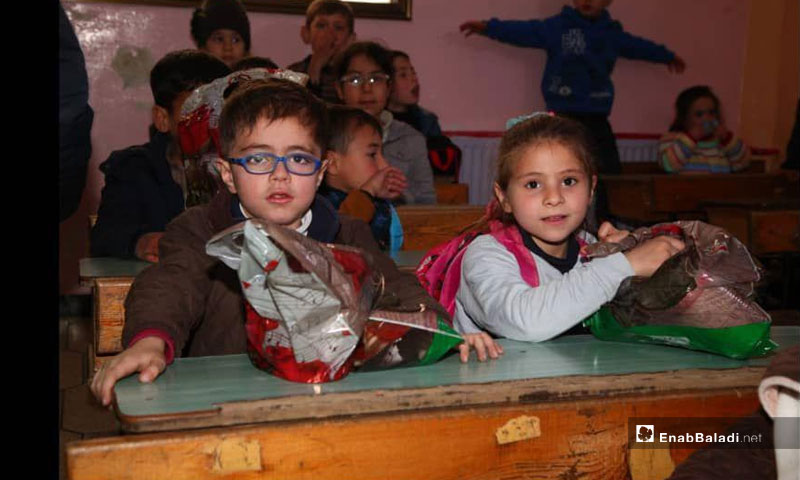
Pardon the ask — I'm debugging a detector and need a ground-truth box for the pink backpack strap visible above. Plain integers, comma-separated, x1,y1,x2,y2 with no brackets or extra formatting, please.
488,221,539,288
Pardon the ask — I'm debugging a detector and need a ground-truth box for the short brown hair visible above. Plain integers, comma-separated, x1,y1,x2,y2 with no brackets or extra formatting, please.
306,0,354,32
326,105,383,155
219,78,329,157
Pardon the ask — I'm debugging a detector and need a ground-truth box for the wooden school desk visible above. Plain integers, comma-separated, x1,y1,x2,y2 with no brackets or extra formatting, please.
602,172,798,224
701,198,800,255
80,252,427,372
66,326,799,480
396,204,485,251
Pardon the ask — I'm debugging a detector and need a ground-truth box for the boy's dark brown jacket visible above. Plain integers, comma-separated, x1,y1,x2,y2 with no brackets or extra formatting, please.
121,190,448,358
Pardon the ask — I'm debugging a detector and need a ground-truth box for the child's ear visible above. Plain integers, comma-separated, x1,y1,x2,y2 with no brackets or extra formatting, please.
493,182,512,214
315,159,329,188
300,25,311,45
215,157,237,194
152,105,171,133
325,151,341,176
589,174,598,202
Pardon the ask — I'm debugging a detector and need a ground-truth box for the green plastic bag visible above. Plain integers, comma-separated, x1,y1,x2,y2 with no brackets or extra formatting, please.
582,221,777,359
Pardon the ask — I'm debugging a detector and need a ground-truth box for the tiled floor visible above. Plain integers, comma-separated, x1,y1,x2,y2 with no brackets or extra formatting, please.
59,313,121,480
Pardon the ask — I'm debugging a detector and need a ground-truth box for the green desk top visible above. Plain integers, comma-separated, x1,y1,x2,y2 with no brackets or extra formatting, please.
79,257,152,280
115,326,799,422
81,252,425,281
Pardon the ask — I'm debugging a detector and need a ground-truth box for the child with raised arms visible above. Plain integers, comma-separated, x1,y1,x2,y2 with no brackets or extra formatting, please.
454,113,685,356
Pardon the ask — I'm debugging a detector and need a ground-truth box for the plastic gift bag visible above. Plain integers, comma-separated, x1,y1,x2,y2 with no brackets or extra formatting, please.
582,221,777,359
177,68,308,207
206,219,461,383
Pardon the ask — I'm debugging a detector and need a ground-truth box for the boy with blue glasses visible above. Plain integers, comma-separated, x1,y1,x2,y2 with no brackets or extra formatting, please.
91,78,451,406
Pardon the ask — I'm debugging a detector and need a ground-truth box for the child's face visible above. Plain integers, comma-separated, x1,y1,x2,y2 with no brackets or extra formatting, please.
573,0,611,18
216,116,326,229
203,29,247,68
390,56,419,108
494,142,595,258
335,54,391,118
686,97,719,136
328,124,387,191
303,13,352,54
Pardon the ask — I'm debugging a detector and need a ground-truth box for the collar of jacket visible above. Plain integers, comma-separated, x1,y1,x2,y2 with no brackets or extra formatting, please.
208,190,341,243
561,5,612,28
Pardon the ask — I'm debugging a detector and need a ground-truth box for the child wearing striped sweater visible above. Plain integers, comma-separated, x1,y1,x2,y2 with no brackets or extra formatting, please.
659,85,750,174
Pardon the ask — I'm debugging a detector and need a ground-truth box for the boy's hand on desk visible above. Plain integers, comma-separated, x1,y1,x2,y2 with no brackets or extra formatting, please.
668,55,686,74
459,20,487,37
135,232,163,263
458,332,504,363
90,336,167,407
624,236,685,277
361,166,408,200
597,221,630,244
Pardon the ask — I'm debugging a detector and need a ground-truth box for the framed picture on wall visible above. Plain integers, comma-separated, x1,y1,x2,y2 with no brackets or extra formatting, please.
73,0,412,20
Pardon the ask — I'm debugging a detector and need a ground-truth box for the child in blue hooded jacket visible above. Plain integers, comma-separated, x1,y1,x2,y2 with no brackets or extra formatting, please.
460,0,685,175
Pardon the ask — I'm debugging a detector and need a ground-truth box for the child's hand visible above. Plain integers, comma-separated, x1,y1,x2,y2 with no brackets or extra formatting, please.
361,166,408,200
135,232,163,263
90,336,167,407
623,236,685,277
597,221,630,244
459,20,488,37
668,55,686,74
458,332,504,363
308,31,349,82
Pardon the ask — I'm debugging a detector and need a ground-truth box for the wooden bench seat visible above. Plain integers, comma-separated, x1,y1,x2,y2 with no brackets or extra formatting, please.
702,198,800,255
396,204,485,251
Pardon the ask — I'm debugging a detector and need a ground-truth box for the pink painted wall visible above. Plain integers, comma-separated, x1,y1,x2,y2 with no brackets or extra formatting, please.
60,0,750,294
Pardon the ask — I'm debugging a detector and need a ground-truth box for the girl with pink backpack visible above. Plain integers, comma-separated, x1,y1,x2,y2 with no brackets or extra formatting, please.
417,113,684,362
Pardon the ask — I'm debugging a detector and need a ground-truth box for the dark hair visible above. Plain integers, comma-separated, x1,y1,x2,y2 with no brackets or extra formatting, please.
326,105,383,155
231,56,279,72
333,41,394,81
305,0,354,33
150,49,231,111
219,78,329,157
190,0,251,52
389,49,410,64
669,85,722,132
493,114,597,223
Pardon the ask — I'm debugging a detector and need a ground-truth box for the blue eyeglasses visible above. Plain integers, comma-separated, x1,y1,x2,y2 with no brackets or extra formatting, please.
227,152,322,176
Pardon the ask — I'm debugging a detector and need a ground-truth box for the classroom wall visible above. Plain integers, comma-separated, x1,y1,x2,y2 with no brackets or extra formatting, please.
740,0,800,150
58,0,757,294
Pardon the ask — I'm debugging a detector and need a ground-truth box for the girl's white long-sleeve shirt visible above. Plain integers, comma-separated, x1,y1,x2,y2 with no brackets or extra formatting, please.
453,233,635,342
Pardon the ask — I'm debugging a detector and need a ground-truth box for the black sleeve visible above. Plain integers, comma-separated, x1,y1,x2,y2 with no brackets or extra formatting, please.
59,3,93,221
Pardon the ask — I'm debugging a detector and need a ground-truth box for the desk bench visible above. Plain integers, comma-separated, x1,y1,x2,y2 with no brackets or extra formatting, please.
396,204,485,251
603,172,798,225
66,327,798,480
701,198,800,255
81,252,427,373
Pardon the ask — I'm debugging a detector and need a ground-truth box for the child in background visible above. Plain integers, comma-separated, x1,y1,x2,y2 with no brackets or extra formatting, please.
459,0,686,175
321,105,408,252
287,0,356,104
190,0,251,69
387,50,463,180
232,56,279,71
454,113,684,358
659,85,750,174
90,78,479,406
91,50,230,262
334,41,437,204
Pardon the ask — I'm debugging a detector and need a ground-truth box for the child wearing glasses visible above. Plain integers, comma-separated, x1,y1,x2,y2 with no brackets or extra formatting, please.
659,85,750,174
90,78,461,406
91,50,230,262
320,105,408,252
334,41,437,204
287,0,356,104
